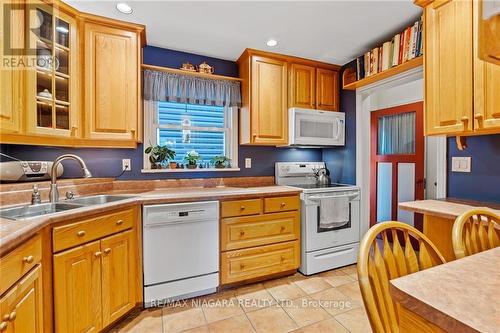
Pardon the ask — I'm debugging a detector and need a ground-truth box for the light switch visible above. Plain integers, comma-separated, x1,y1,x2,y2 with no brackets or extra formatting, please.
245,158,252,168
451,157,471,173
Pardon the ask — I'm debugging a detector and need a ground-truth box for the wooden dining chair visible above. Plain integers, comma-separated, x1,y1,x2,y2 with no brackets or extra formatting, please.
357,221,446,333
452,209,500,259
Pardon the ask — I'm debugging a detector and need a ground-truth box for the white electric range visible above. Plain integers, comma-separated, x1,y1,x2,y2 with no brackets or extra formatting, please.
275,162,360,275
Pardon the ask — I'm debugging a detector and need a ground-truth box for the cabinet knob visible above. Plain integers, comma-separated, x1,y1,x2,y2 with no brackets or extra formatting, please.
116,219,124,225
240,263,245,270
104,248,111,254
281,256,286,262
23,255,34,264
7,312,15,322
240,206,245,210
94,251,102,257
77,230,86,237
0,322,7,332
474,113,484,128
239,231,245,237
280,202,286,207
280,226,286,232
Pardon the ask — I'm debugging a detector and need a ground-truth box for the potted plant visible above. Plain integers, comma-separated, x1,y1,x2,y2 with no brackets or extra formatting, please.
184,150,202,169
211,155,231,169
145,145,176,169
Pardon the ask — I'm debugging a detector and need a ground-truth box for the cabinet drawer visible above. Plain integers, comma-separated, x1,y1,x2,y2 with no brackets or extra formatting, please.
53,207,135,252
221,211,300,251
221,199,262,218
221,241,300,285
264,196,300,213
0,234,42,295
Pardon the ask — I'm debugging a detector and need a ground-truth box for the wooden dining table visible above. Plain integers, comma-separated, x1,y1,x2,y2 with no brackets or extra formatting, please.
389,247,500,333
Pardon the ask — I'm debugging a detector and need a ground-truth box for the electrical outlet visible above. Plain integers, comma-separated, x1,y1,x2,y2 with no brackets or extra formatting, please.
245,158,252,168
451,157,471,173
122,159,131,171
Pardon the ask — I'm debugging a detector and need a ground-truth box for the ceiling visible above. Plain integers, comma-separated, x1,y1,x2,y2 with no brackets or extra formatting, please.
65,0,422,65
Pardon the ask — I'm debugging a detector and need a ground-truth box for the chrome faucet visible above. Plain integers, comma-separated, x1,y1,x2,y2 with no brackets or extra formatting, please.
49,154,92,202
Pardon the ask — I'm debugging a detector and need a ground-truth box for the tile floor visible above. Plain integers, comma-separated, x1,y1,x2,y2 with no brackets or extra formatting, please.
110,264,372,333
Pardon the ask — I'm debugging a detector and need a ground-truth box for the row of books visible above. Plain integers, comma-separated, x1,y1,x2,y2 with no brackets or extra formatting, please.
355,18,423,80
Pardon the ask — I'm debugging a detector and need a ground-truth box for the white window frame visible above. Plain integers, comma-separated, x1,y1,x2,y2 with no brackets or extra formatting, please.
142,101,239,173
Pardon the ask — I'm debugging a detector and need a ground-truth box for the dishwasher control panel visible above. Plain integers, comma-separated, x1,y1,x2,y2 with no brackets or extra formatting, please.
143,201,219,226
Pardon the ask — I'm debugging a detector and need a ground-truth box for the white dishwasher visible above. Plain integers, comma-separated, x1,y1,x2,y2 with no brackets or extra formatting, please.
143,201,219,307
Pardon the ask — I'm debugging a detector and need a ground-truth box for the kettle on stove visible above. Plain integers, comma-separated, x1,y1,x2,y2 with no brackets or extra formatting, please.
314,167,331,186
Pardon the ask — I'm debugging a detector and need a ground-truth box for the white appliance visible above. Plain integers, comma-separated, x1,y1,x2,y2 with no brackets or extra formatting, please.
143,201,219,307
288,108,345,147
275,162,360,275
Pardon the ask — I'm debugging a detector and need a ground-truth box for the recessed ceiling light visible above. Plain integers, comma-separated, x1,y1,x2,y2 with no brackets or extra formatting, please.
116,3,133,14
266,39,278,47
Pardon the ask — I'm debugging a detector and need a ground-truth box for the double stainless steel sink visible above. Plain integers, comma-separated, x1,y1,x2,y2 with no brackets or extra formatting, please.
0,195,133,220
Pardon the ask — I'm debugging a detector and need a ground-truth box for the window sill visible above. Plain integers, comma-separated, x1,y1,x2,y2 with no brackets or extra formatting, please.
141,167,241,173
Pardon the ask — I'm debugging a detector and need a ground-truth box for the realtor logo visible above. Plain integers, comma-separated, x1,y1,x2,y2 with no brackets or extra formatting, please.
2,2,59,70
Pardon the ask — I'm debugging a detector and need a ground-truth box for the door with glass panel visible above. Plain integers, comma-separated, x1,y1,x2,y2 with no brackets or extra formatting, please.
26,2,79,139
370,102,424,230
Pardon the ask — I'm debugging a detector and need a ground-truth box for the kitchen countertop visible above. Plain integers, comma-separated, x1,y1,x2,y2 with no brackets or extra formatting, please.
390,247,500,333
399,199,500,220
0,185,301,256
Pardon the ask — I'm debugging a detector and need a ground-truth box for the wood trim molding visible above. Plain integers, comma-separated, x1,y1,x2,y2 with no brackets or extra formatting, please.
141,64,243,82
237,48,341,70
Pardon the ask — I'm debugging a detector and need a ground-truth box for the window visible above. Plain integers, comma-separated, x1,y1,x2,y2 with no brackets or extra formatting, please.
143,101,238,171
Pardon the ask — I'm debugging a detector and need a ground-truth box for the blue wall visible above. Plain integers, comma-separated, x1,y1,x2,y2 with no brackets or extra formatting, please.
0,46,324,180
447,135,500,203
322,63,357,184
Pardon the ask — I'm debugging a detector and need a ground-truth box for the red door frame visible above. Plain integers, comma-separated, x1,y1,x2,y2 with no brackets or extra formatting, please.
370,102,424,230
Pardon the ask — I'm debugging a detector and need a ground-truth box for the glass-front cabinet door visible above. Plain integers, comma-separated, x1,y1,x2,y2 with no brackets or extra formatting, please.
26,1,78,139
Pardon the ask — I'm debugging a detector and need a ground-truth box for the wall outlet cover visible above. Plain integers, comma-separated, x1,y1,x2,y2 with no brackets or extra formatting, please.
122,159,131,171
451,157,471,173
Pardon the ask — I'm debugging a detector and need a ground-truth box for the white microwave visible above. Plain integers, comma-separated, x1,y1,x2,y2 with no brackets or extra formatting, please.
288,108,345,147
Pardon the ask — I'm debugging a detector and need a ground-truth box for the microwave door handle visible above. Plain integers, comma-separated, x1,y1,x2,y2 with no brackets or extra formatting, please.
333,118,342,140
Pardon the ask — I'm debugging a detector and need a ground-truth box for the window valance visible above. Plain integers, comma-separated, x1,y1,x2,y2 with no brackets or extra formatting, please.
143,69,241,107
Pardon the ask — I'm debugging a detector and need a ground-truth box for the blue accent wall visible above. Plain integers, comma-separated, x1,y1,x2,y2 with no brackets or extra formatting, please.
0,46,323,180
322,63,357,184
447,135,500,203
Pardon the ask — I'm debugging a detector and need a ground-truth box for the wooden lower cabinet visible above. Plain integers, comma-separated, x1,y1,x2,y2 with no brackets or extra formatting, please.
53,230,136,332
0,265,43,333
53,240,103,333
221,241,300,285
101,230,136,325
220,195,301,285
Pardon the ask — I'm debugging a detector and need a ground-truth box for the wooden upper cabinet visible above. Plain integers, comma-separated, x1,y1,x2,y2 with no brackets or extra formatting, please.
53,240,102,333
0,0,24,135
101,230,136,326
0,265,43,333
474,1,500,133
289,63,315,109
478,0,500,66
84,22,140,142
316,68,339,111
26,3,80,140
239,51,288,145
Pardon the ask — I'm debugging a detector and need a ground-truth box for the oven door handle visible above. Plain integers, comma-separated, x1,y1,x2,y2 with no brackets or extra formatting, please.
308,194,358,201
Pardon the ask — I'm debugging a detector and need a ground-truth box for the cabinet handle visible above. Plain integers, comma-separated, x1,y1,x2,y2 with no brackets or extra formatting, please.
23,255,34,264
94,251,102,257
240,206,245,210
239,231,245,237
104,248,111,254
240,263,245,270
280,226,286,232
116,219,124,225
71,126,77,136
77,231,86,237
281,256,286,262
460,116,469,130
7,312,15,322
0,322,7,332
474,113,484,128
